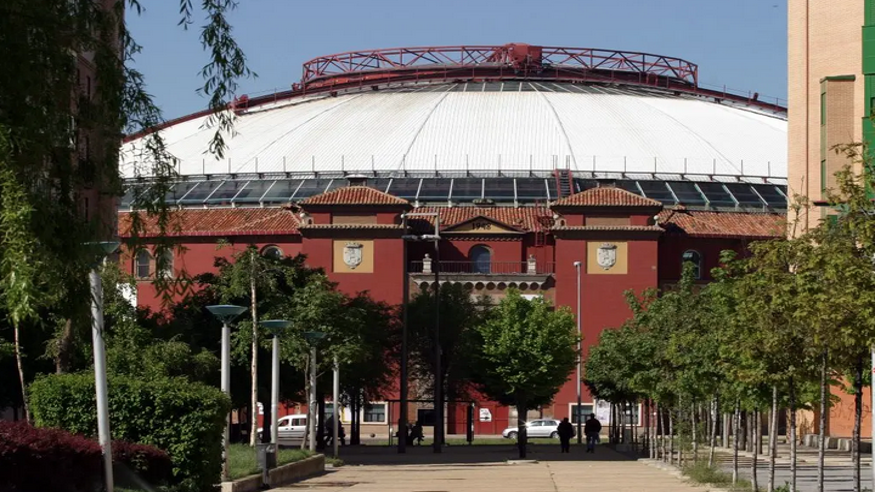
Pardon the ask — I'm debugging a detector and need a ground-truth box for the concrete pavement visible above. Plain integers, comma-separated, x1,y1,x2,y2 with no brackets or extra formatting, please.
275,445,711,492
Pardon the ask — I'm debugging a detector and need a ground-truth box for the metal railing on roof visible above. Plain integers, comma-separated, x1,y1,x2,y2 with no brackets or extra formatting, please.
120,175,788,213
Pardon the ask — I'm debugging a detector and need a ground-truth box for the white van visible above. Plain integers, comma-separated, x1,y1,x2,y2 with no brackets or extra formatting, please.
257,413,308,441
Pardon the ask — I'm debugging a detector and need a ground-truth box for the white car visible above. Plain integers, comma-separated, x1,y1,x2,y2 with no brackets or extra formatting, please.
257,414,308,441
501,419,560,439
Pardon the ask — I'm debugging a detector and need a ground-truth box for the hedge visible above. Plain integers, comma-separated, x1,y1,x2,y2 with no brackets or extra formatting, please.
29,373,230,492
0,421,172,492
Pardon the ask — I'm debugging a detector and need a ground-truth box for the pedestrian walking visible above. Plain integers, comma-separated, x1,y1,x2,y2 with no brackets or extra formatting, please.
584,414,602,453
557,417,574,453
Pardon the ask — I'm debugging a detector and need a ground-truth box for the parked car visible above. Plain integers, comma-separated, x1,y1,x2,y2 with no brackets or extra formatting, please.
501,419,561,439
256,414,308,441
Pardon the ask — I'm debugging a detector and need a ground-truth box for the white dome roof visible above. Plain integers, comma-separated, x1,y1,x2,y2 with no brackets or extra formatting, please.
121,82,786,181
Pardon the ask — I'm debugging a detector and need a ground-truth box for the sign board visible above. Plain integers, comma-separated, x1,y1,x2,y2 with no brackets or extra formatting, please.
257,402,264,415
479,408,493,422
594,400,612,424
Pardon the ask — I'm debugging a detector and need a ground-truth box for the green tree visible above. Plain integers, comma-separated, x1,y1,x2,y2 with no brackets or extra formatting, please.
407,283,489,404
473,290,578,459
0,0,253,420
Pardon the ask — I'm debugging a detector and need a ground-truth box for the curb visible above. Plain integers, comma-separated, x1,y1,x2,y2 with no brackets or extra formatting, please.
221,454,325,492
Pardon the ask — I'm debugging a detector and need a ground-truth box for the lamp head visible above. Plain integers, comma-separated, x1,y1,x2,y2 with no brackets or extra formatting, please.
573,261,582,268
83,241,121,267
260,319,292,335
302,331,326,345
206,305,247,324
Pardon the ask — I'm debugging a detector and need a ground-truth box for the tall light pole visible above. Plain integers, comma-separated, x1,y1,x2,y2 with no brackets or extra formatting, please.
207,304,247,482
260,319,291,471
573,261,583,444
332,356,340,457
401,212,442,453
86,241,120,492
303,331,325,453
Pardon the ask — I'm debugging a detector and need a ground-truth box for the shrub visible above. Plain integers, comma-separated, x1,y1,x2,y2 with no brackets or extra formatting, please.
0,420,102,492
113,439,173,486
30,373,230,492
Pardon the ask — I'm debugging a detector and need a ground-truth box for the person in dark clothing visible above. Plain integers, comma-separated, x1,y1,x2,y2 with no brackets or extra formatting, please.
556,417,575,453
411,421,425,446
584,414,602,453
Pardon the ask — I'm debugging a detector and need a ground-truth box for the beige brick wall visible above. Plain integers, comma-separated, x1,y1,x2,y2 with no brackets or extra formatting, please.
823,79,856,192
787,0,863,232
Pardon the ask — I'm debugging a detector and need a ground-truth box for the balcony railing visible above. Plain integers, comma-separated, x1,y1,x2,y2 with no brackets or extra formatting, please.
408,260,555,275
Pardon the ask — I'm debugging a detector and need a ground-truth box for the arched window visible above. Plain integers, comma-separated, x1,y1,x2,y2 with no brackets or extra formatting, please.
135,250,151,279
262,245,283,260
469,245,492,274
156,249,174,279
682,250,702,280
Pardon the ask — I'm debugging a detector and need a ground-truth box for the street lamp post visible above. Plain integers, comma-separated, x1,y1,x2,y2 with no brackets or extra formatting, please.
401,212,442,453
303,331,326,453
573,261,583,444
260,319,291,475
86,241,120,492
332,356,340,457
206,304,247,482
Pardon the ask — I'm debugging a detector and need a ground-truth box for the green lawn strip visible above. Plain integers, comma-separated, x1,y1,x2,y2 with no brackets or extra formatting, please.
362,437,561,446
681,461,753,492
227,444,313,480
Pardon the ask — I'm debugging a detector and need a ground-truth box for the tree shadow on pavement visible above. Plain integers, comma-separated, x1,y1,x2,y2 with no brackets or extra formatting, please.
331,444,637,466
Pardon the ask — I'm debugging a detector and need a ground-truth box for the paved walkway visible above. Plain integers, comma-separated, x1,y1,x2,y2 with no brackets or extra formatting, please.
713,444,873,492
275,445,710,492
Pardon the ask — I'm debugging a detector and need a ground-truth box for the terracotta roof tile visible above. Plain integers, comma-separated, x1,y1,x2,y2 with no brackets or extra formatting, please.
552,225,663,232
300,186,409,206
658,210,786,239
118,208,299,237
298,223,402,230
551,186,662,208
411,207,554,233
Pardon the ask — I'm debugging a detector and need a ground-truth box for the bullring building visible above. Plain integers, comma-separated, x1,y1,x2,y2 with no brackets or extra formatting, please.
120,43,787,436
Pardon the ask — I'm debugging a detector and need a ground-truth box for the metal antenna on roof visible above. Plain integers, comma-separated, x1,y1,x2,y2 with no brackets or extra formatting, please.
768,161,771,177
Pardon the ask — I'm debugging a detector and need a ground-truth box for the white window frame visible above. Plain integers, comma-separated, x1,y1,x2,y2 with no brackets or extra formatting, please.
156,248,174,279
262,244,283,260
361,401,388,424
135,249,152,279
682,249,702,280
568,402,596,425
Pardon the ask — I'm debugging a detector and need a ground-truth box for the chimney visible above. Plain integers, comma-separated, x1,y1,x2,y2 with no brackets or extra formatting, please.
346,174,368,187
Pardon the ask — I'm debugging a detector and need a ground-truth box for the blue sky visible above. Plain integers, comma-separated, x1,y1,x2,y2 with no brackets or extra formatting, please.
127,0,788,120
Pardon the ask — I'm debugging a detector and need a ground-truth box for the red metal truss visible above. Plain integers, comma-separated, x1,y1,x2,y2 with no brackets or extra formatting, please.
299,44,699,88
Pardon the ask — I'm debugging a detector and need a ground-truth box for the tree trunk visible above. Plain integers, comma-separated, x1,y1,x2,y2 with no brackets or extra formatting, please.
249,261,259,447
790,377,797,492
853,354,863,492
316,395,326,451
658,403,666,462
751,409,759,492
13,323,30,422
709,396,718,468
56,318,74,374
516,399,529,459
817,350,828,492
769,385,778,492
679,404,685,468
733,401,740,485
724,412,731,449
301,369,309,450
669,408,675,466
741,411,748,452
692,402,698,462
